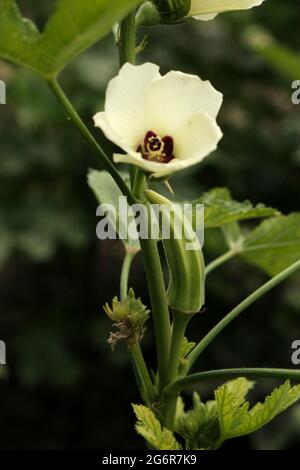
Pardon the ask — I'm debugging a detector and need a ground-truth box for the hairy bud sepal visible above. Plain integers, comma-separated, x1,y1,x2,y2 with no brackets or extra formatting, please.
104,289,150,350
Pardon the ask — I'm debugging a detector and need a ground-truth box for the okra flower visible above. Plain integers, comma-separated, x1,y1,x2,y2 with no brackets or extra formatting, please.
93,63,223,179
189,0,265,21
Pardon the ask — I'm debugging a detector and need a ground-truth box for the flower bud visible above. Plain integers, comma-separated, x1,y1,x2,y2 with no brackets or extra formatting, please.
104,289,150,350
154,0,191,23
136,2,161,28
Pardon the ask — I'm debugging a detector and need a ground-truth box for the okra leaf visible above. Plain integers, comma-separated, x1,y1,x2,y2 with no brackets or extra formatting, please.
0,0,41,76
174,378,300,449
175,393,220,450
192,188,279,229
0,0,143,78
241,213,300,276
180,337,196,360
41,0,143,76
215,378,300,441
87,169,140,252
132,404,181,450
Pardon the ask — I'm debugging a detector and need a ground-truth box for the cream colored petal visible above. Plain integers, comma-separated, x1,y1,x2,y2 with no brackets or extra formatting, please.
93,111,135,155
113,152,167,175
189,0,265,18
193,13,218,20
113,112,222,179
145,71,223,136
104,62,161,148
174,111,222,161
113,151,194,179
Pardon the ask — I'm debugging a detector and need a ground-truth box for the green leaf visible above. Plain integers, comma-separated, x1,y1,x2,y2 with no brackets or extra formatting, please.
41,0,143,76
87,169,140,252
215,379,300,441
178,338,196,374
0,0,41,76
192,188,279,230
180,337,196,360
241,214,300,276
174,379,300,449
132,404,181,450
175,393,220,450
0,0,143,78
215,377,255,438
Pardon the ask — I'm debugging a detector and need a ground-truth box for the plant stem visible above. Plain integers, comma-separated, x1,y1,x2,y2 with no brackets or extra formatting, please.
129,343,156,403
120,251,135,301
188,259,300,371
139,235,171,393
48,79,135,204
118,12,171,395
205,249,236,276
119,12,136,66
120,246,155,405
168,312,191,384
164,311,191,429
222,221,243,250
120,234,156,405
163,368,300,399
134,175,171,394
132,170,146,199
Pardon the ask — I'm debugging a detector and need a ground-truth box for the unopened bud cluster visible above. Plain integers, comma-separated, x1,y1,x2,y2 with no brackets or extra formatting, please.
136,1,191,26
104,289,150,350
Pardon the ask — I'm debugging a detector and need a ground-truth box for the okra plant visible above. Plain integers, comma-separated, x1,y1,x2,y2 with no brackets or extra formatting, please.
1,0,300,450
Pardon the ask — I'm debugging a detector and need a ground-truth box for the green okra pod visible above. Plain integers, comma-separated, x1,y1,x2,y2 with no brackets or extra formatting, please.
145,189,205,314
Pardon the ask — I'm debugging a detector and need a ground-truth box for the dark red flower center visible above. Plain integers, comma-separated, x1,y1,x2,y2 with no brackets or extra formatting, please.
138,131,175,164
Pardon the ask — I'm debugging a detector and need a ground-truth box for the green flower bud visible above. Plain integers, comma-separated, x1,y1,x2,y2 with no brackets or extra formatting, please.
154,0,191,23
145,190,205,314
104,289,150,350
136,1,161,28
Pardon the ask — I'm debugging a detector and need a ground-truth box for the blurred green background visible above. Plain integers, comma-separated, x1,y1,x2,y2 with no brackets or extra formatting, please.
0,0,300,449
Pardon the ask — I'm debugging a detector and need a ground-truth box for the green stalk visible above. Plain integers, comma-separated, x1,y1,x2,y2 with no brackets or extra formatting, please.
118,12,136,67
48,79,135,204
132,170,146,200
135,183,172,393
120,251,135,302
139,235,171,393
163,368,300,400
120,244,156,404
129,343,156,403
222,221,243,249
188,259,300,371
168,312,191,386
205,249,236,276
164,311,191,429
118,12,171,394
119,214,155,404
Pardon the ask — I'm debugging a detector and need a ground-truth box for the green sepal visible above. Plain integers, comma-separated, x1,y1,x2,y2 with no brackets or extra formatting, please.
154,0,191,24
136,1,161,28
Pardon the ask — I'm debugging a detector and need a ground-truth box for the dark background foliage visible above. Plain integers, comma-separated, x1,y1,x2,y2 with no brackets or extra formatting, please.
0,0,299,449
